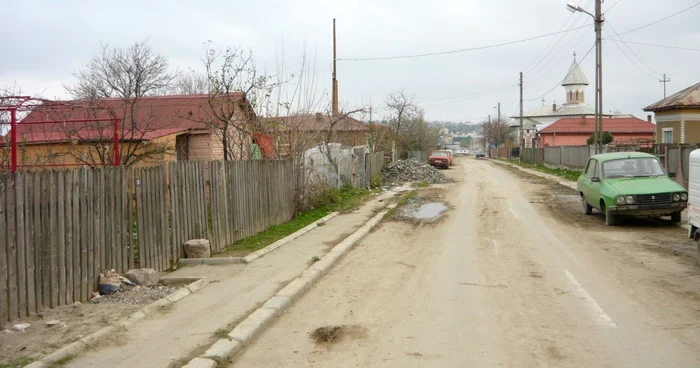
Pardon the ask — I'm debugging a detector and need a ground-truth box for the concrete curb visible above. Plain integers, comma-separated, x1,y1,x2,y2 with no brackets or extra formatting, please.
185,204,396,365
492,159,690,229
25,278,210,368
242,211,340,264
179,257,243,265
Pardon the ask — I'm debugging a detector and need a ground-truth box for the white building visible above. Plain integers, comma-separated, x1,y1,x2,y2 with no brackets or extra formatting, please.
511,55,615,147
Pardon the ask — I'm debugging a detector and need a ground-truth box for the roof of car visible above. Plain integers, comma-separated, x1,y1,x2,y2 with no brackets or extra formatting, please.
589,152,656,161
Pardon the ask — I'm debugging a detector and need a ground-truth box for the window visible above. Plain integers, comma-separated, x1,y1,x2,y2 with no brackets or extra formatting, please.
662,128,673,144
602,157,665,178
585,159,598,177
575,91,579,101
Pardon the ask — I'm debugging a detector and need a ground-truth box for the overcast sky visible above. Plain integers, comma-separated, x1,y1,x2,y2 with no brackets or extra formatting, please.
1,0,698,123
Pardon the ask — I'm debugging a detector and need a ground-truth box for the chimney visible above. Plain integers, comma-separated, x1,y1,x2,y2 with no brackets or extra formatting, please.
552,102,557,112
315,112,323,121
647,114,652,123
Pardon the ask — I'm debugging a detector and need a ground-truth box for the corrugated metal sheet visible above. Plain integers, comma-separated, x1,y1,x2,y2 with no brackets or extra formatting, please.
644,81,700,112
562,58,589,86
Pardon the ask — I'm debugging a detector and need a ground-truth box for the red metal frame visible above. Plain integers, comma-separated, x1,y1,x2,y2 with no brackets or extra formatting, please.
0,96,120,172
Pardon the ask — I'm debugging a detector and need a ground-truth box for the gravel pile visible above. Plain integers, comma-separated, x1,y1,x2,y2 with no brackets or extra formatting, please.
92,285,178,305
382,159,454,184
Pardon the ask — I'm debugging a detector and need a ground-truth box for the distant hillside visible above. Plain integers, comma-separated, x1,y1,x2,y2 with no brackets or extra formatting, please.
428,121,480,134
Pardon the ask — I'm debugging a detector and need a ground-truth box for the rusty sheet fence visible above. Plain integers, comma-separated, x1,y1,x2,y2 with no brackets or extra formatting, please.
408,151,428,162
366,152,386,187
209,160,294,251
521,148,545,166
1,159,295,329
0,168,132,329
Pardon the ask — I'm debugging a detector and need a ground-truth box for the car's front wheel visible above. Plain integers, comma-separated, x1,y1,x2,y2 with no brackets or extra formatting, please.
670,211,682,223
581,196,593,215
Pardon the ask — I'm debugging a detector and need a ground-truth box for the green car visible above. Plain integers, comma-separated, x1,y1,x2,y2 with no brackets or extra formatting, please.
577,152,687,226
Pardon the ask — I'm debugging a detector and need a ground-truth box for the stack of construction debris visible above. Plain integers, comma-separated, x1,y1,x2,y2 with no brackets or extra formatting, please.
381,159,454,184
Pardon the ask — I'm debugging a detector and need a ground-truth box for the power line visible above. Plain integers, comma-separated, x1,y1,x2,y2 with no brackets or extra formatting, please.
604,0,623,13
618,1,700,35
337,25,589,61
603,28,659,80
601,39,700,51
422,85,518,106
525,42,595,101
604,22,662,78
525,7,583,73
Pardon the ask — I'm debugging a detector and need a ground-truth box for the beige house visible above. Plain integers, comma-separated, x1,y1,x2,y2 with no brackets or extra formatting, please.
1,93,255,169
644,81,700,144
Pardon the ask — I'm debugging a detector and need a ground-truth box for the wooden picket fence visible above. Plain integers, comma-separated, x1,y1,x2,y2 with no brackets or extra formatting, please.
0,168,132,328
0,159,295,329
209,160,294,251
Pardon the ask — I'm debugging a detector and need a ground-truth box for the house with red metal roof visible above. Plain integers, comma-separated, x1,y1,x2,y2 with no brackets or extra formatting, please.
1,93,257,168
537,116,655,147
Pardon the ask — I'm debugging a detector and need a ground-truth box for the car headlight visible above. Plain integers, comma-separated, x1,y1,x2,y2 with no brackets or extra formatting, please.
673,193,681,202
616,196,625,205
681,193,688,201
625,196,635,204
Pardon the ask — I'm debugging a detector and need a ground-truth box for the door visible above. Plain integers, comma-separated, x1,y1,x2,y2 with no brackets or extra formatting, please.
589,160,602,209
582,159,599,206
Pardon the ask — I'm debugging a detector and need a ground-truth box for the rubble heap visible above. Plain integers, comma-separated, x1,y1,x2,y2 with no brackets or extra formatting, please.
381,159,454,184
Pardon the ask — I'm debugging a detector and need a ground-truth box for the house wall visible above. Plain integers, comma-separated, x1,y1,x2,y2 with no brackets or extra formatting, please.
187,133,214,161
540,132,654,147
656,121,681,144
654,109,700,144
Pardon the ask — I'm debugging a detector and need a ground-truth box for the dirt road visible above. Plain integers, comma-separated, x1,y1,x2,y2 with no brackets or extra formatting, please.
233,157,700,367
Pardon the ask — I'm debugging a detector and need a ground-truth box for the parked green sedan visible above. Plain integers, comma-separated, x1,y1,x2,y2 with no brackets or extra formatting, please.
577,152,687,226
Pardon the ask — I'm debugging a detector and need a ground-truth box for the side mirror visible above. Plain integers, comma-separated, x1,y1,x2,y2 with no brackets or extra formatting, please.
668,172,676,178
591,177,601,183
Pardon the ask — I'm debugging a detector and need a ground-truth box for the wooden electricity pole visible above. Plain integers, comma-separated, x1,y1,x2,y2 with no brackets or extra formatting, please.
332,18,339,116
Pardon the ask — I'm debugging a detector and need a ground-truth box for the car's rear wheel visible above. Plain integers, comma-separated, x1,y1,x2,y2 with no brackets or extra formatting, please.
670,211,682,223
602,201,617,226
581,196,593,215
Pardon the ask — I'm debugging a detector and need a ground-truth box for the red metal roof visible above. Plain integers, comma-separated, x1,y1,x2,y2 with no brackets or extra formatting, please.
262,113,367,132
538,116,655,134
4,93,247,144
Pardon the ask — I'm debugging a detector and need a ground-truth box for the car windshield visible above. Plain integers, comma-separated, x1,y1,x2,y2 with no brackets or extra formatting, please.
431,152,448,157
602,157,665,178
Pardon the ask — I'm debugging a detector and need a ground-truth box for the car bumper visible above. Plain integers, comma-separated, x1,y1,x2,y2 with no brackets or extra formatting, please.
429,162,449,168
608,202,687,216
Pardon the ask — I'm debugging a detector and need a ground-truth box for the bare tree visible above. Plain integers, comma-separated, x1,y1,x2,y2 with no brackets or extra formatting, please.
170,69,210,95
385,90,418,136
479,117,513,150
64,40,178,166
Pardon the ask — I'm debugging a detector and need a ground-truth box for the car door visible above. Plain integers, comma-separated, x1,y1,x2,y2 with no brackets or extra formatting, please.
581,159,599,206
589,159,603,209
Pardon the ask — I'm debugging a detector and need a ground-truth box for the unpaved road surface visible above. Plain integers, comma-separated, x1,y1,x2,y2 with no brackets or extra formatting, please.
234,157,700,368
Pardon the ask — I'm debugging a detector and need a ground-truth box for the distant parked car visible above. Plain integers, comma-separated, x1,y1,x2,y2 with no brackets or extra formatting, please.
475,151,485,158
429,150,452,169
577,152,687,226
438,150,454,166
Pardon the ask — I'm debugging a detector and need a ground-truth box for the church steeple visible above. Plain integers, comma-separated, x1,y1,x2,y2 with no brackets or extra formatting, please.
562,54,589,105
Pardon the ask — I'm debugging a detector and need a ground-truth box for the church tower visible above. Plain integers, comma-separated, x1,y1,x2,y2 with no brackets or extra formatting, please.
561,54,589,105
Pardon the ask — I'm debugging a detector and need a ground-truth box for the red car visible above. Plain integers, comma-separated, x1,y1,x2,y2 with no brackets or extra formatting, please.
429,150,452,168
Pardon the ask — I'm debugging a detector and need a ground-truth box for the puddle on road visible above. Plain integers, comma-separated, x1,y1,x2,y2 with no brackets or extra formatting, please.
404,202,449,221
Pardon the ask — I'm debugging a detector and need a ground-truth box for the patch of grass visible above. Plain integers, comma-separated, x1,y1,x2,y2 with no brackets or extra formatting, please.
48,356,74,367
308,256,321,265
0,357,36,368
216,185,374,257
214,328,228,338
385,190,419,219
508,160,582,182
411,181,430,188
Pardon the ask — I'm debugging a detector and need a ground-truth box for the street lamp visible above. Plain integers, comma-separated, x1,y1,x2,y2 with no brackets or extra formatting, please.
566,1,603,155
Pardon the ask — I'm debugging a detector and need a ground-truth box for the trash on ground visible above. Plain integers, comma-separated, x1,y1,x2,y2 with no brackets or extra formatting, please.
382,159,454,184
98,269,123,295
45,320,61,327
12,323,31,332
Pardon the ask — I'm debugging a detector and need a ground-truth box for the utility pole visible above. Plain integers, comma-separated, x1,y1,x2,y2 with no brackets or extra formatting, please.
659,73,670,98
497,102,501,123
332,18,339,116
519,72,524,163
594,0,603,154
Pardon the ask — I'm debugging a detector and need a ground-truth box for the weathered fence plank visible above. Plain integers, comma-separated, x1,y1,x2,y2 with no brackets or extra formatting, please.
0,174,8,329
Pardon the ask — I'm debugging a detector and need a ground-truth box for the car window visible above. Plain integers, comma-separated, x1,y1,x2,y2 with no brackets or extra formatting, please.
585,159,597,177
602,158,665,178
431,152,448,157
